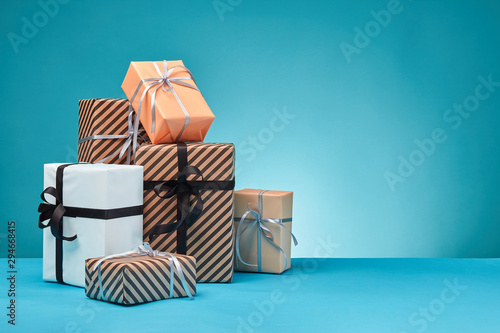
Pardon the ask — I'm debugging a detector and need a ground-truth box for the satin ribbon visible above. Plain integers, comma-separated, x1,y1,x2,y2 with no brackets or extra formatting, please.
78,105,147,164
235,190,298,272
38,163,79,284
147,164,204,243
130,60,200,153
92,243,194,301
38,186,77,241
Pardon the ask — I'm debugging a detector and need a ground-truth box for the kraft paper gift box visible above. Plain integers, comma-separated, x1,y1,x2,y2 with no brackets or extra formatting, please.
121,60,215,144
233,189,297,274
78,98,148,165
135,142,235,283
38,163,144,287
85,244,196,305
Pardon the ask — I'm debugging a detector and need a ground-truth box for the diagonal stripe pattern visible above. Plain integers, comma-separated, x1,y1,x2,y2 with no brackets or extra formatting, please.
78,98,147,164
135,143,235,283
85,254,196,305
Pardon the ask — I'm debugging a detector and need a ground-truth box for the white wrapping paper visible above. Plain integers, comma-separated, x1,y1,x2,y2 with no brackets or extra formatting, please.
42,163,143,287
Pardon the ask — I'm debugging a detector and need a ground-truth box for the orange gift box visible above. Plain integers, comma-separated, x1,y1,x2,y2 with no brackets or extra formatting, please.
121,60,215,144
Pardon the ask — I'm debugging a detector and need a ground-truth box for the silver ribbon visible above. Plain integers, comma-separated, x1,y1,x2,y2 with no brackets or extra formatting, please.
129,60,199,152
78,104,146,164
92,242,194,301
235,190,298,272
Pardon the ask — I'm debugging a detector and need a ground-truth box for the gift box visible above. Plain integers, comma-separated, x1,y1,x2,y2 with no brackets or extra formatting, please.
85,244,196,305
234,189,297,274
38,163,144,287
121,60,215,144
135,143,235,282
78,98,147,165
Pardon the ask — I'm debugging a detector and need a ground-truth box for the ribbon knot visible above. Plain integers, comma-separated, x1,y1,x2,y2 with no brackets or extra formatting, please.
174,177,192,195
243,203,275,241
248,204,262,221
148,250,160,257
153,165,202,199
38,187,77,242
136,242,161,257
161,77,173,91
177,173,187,182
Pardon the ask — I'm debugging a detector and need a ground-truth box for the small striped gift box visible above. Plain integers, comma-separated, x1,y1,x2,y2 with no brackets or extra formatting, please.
78,98,147,164
85,252,196,305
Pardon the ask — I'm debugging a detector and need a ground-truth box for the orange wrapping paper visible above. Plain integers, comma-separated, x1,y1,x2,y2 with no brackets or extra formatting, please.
121,60,214,144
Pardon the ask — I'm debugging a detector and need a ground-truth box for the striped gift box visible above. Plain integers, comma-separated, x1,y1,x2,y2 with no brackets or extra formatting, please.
135,143,235,283
85,254,196,305
78,98,146,164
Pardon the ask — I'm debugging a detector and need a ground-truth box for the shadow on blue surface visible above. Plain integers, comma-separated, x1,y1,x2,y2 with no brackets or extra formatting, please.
1,258,500,332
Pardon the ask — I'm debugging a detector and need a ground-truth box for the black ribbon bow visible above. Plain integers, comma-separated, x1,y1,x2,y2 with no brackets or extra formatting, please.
38,187,77,241
148,164,204,243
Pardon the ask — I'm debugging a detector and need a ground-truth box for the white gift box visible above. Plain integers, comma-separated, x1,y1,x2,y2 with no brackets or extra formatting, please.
40,163,143,288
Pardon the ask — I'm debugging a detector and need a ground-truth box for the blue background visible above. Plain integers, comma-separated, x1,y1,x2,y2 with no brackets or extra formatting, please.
1,0,500,258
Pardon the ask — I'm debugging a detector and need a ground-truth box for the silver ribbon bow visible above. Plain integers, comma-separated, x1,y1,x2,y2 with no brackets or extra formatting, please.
129,60,200,153
92,242,194,301
78,105,146,164
235,190,298,272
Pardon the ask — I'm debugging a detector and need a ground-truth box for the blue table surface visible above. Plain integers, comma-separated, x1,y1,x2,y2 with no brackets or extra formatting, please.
1,258,499,333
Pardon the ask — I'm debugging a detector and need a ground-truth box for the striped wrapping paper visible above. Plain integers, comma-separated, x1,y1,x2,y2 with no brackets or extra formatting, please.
135,143,235,283
78,98,146,164
85,254,196,305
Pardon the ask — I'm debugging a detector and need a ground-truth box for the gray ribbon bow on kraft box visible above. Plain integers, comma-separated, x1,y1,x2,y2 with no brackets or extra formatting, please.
234,189,298,274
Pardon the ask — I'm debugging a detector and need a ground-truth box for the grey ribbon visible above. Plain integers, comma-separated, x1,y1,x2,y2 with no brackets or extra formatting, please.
92,243,194,301
129,60,199,152
78,104,146,164
235,190,298,272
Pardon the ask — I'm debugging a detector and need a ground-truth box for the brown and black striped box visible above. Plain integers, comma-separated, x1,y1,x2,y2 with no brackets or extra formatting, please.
135,143,235,283
78,98,146,164
85,254,196,305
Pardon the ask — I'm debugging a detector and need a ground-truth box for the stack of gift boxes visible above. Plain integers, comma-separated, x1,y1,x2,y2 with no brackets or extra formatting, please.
38,60,297,305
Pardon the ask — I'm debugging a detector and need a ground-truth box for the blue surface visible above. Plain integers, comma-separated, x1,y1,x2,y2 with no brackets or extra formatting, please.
1,258,500,332
2,1,500,258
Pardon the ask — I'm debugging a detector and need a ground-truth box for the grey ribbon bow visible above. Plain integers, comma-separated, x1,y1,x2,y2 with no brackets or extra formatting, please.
235,190,298,272
78,105,146,164
92,242,194,301
129,60,200,153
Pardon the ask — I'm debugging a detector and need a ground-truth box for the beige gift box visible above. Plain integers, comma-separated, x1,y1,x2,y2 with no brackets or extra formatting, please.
233,189,295,274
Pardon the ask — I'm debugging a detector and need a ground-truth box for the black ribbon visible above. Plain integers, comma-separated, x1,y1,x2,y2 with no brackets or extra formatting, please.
38,163,77,284
148,164,204,253
145,143,235,255
38,163,143,284
38,186,77,241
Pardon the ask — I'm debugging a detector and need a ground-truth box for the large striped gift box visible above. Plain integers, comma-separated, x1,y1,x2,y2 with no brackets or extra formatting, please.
78,98,147,164
135,143,235,283
85,254,196,305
